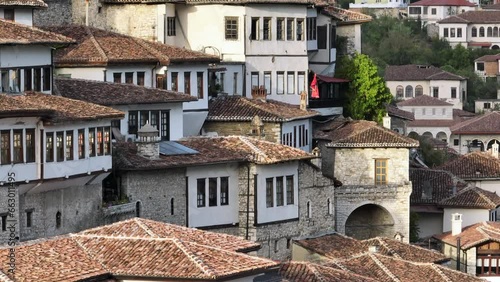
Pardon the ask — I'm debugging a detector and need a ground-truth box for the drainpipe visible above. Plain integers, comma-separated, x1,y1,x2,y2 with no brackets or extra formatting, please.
245,163,250,240
456,237,461,271
151,64,158,88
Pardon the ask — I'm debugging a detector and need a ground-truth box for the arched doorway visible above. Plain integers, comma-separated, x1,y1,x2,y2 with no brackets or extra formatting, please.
436,132,448,143
345,204,395,240
469,139,484,152
492,45,500,50
408,132,419,139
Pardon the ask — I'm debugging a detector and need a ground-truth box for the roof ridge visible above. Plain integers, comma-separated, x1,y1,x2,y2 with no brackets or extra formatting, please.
85,26,108,62
369,253,401,282
307,263,327,282
71,236,111,272
134,217,159,238
237,136,267,162
131,37,170,65
375,238,402,260
173,238,218,278
0,270,13,282
430,264,453,282
476,187,498,207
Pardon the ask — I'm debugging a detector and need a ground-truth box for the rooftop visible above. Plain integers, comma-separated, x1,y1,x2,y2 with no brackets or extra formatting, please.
396,95,454,107
41,25,219,67
0,19,73,45
410,168,468,205
386,104,414,121
0,218,277,281
385,65,466,81
279,261,378,282
320,6,372,24
434,221,500,250
439,186,500,209
450,111,500,134
437,151,500,180
207,95,318,123
475,53,500,62
55,77,197,106
0,92,124,122
409,0,475,7
315,120,419,148
0,0,47,7
438,10,500,24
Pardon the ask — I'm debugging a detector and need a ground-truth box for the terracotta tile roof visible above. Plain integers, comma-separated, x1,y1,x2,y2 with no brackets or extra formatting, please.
0,0,47,7
279,261,378,282
409,0,475,7
55,77,197,106
0,19,73,45
450,111,500,134
385,65,465,81
295,233,448,264
475,53,500,62
183,0,321,4
115,136,315,170
41,25,219,67
437,151,500,179
386,104,414,120
410,168,468,205
316,120,419,148
404,109,475,128
434,221,500,250
207,95,318,122
483,2,500,9
0,218,277,281
331,253,483,282
320,6,372,24
0,92,124,122
438,10,500,24
397,95,454,107
439,186,500,209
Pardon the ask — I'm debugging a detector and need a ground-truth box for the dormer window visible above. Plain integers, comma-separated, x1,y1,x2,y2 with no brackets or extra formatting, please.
3,9,14,21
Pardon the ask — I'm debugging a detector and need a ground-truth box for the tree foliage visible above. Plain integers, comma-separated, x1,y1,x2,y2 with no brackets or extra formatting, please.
336,53,393,122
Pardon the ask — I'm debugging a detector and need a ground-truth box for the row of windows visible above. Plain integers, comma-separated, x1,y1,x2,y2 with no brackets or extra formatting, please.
251,71,306,95
396,85,458,99
170,71,204,99
443,28,463,38
0,67,51,94
225,17,305,41
197,177,229,207
127,110,170,140
282,125,308,148
0,129,35,165
212,72,239,96
266,176,294,208
471,26,500,38
409,7,437,15
113,71,145,86
1,210,33,231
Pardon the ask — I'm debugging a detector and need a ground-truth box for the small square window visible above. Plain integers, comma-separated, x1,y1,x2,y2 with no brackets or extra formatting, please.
453,139,459,146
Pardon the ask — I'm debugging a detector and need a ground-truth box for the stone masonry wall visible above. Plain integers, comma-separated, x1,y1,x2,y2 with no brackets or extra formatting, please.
121,168,186,226
203,121,281,144
0,181,20,244
33,0,72,26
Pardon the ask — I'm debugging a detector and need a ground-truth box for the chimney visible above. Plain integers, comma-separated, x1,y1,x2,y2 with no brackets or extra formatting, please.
251,85,266,101
85,0,89,26
382,113,391,130
368,245,379,253
492,142,499,159
251,115,264,139
300,91,307,111
451,213,462,236
136,121,160,160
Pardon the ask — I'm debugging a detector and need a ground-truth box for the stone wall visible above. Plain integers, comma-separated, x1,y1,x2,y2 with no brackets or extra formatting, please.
203,121,281,144
33,0,72,26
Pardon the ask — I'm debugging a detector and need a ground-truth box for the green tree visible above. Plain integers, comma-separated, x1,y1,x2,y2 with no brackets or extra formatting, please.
337,53,393,122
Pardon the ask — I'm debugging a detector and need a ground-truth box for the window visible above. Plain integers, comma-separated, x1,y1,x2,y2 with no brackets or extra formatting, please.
170,198,175,215
485,102,492,109
225,17,238,40
296,18,304,40
405,85,413,98
307,17,316,40
78,129,85,159
317,25,327,49
197,179,206,207
375,159,387,185
457,28,462,37
4,9,14,21
26,129,35,163
1,215,6,231
287,238,291,249
443,28,449,37
274,240,279,252
160,111,169,141
97,127,104,156
306,201,311,218
488,27,493,37
266,178,274,208
125,72,133,84
167,17,176,36
422,108,426,115
251,72,259,90
472,27,477,37
220,177,229,205
276,177,284,206
450,28,456,38
34,68,41,91
286,175,294,205
297,72,305,94
480,26,485,37
263,18,271,40
56,211,61,228
233,72,238,94
151,111,159,131
66,131,73,161
128,111,138,135
327,198,332,215
415,85,423,96
451,87,457,98
251,17,259,40
277,18,285,40
494,27,499,37
26,211,32,228
454,139,459,146
431,8,436,14
409,7,421,14
433,87,439,98
264,72,271,95
287,72,294,94
45,132,53,162
196,72,203,99
396,86,403,98
56,132,64,162
113,72,121,83
24,69,32,91
477,62,485,71
209,178,217,206
88,128,96,157
171,72,178,91
138,110,148,126
104,127,111,155
286,18,294,40
137,72,145,86
0,131,10,164
220,73,225,92
42,67,51,91
184,72,191,94
277,72,284,94
13,130,22,163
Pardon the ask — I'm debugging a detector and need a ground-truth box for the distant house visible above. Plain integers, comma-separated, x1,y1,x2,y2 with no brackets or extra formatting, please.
408,0,476,25
385,64,467,109
438,10,500,49
449,111,500,154
0,218,279,281
385,104,415,135
203,94,318,152
349,0,409,10
474,53,500,79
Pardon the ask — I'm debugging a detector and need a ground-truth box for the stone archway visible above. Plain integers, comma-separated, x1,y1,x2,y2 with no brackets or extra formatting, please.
345,204,395,240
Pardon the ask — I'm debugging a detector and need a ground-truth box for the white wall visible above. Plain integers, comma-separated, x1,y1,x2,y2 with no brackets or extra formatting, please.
186,163,239,228
55,67,106,81
214,64,245,96
0,45,52,68
398,105,453,120
255,162,299,224
106,66,155,87
281,119,313,152
417,212,443,239
0,8,32,26
443,208,489,232
475,180,500,195
166,64,209,111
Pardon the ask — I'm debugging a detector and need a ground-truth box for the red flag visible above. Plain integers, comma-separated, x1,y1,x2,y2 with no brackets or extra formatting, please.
310,74,319,99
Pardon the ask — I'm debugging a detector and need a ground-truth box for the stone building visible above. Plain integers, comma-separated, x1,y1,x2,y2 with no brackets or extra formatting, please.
315,119,419,242
114,134,337,260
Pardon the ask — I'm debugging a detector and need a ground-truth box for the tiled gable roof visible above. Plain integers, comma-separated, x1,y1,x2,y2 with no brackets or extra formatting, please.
437,151,500,179
386,104,414,120
207,95,318,122
0,0,47,7
475,53,500,62
0,19,73,45
115,136,315,170
483,2,500,9
434,221,500,250
55,78,197,106
0,92,124,122
385,65,465,81
41,25,219,67
279,261,378,282
409,0,475,7
396,95,454,107
0,218,277,281
410,168,468,205
439,186,500,209
320,6,372,24
450,111,500,134
316,120,419,148
438,10,500,24
405,108,475,128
